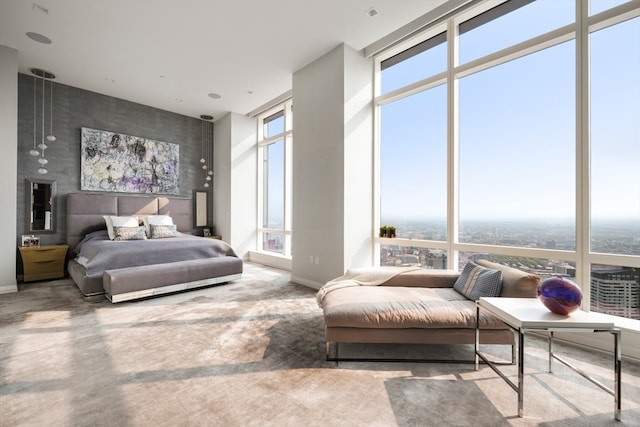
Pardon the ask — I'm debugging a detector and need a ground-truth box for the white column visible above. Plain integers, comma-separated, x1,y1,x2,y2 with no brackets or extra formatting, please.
0,45,18,293
292,43,373,288
213,112,257,258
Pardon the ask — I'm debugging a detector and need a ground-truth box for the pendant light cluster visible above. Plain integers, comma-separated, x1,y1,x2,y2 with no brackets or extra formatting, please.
29,68,56,175
199,114,214,188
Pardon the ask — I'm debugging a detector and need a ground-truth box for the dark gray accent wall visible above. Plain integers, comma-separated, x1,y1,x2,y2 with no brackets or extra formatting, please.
16,72,213,248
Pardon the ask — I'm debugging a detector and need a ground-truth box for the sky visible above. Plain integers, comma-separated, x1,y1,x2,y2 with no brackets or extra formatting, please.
380,0,639,223
263,1,640,228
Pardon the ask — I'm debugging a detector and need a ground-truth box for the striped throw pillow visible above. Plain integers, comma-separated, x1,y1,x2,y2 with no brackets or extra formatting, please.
453,261,503,301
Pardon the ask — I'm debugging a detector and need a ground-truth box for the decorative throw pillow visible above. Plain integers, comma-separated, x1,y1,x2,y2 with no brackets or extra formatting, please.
143,215,174,237
104,215,139,240
453,261,503,301
113,225,147,241
150,224,177,239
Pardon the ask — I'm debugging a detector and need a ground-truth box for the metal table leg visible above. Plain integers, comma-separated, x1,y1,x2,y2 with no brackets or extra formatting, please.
475,304,480,371
614,330,622,421
518,329,524,418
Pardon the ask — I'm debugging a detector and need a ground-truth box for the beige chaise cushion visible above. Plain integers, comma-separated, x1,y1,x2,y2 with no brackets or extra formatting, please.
475,259,539,298
322,287,507,330
383,269,460,288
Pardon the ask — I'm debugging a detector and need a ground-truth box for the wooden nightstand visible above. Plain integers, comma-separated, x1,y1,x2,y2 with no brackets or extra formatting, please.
19,244,69,282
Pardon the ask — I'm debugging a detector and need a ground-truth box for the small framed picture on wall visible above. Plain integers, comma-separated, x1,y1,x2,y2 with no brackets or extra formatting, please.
203,227,211,237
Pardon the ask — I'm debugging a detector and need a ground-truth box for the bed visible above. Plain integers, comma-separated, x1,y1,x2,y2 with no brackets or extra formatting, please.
66,193,243,302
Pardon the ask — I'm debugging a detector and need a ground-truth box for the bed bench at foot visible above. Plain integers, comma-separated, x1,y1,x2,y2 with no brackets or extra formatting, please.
104,257,243,303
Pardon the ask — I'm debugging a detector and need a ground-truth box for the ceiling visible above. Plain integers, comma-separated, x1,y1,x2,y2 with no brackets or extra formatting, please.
0,0,447,121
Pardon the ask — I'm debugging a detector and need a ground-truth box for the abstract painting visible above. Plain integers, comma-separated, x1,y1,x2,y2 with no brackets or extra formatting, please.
81,127,179,194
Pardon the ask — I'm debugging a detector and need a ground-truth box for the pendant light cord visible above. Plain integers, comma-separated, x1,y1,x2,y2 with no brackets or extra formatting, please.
33,74,37,150
50,79,54,134
41,76,45,151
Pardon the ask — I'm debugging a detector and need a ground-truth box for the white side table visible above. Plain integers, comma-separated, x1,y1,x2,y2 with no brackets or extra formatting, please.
475,297,621,421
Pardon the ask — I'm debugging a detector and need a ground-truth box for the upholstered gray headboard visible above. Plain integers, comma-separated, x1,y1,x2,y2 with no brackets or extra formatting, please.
66,193,192,250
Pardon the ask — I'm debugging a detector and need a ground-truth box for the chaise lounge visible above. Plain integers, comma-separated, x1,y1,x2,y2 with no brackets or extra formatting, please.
317,259,540,361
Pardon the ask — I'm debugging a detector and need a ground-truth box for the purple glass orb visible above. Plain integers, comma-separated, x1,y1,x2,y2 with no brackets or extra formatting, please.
537,277,583,315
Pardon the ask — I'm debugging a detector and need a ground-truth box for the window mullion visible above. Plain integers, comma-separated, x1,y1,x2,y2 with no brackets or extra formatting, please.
447,16,458,270
576,0,590,307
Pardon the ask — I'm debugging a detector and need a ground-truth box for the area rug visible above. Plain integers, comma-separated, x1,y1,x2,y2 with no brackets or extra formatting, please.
1,263,638,426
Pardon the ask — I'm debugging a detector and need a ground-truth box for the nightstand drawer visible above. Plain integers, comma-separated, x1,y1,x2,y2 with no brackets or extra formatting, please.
19,245,69,282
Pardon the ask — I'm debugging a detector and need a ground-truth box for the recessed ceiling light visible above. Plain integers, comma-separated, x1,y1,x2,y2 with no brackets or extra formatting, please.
33,4,48,14
208,92,222,99
247,90,254,95
365,7,379,18
26,32,52,44
30,68,55,79
200,114,213,121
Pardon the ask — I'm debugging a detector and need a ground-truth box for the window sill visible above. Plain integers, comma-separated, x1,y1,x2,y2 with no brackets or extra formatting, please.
247,250,292,271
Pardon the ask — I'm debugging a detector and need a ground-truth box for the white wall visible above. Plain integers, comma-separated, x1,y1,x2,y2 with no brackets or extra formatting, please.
213,113,232,244
0,45,18,293
291,44,373,288
213,112,257,258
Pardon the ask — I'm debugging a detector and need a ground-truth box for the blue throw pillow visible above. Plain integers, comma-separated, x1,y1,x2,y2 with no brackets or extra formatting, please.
453,261,503,300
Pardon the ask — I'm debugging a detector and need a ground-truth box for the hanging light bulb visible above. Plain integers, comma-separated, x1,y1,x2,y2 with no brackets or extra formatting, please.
208,170,213,176
204,182,209,188
46,78,56,141
206,175,211,181
30,74,39,156
39,141,48,173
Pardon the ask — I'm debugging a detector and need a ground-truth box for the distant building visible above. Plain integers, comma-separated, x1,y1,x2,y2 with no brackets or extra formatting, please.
591,268,640,320
470,253,491,262
553,263,576,277
399,254,420,266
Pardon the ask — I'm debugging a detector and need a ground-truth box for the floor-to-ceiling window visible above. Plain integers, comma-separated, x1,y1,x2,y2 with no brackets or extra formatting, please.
589,9,640,319
257,100,292,257
374,0,640,321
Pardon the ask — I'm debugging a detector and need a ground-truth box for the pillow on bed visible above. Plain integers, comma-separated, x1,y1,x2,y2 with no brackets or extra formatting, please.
150,224,178,239
113,225,147,241
143,215,174,237
104,215,139,240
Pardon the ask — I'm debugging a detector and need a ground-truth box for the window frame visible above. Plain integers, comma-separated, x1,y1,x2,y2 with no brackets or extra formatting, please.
257,100,293,257
373,0,640,324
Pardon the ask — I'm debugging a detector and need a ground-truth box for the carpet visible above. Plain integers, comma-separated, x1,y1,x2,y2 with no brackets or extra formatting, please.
1,262,638,427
